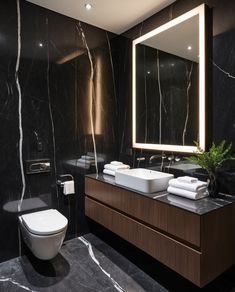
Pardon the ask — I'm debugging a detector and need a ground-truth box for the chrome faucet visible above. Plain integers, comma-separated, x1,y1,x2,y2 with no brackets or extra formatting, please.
149,153,167,172
149,154,162,164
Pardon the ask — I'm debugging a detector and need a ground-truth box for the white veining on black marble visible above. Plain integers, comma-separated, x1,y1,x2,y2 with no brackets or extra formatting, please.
144,47,148,144
139,21,144,37
78,236,126,292
106,32,118,117
0,277,36,292
211,201,225,207
46,17,59,205
153,193,168,199
16,0,25,212
157,50,163,143
182,62,193,145
0,235,170,291
76,22,98,174
212,60,235,79
120,109,127,154
169,5,173,21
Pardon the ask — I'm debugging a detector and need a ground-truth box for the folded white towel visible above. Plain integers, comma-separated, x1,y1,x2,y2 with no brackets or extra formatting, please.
63,180,75,195
167,186,208,200
169,178,207,192
78,157,105,163
110,161,123,166
177,176,198,183
78,158,95,164
81,155,94,160
87,152,105,163
104,164,130,171
76,162,91,169
103,169,115,176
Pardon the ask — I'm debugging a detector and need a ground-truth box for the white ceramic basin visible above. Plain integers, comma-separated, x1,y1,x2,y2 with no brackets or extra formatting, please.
115,168,173,193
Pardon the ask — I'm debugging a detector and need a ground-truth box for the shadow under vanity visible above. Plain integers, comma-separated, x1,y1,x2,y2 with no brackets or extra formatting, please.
85,174,235,288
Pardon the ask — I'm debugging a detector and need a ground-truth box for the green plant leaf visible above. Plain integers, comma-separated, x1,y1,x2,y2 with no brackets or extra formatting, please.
186,140,235,175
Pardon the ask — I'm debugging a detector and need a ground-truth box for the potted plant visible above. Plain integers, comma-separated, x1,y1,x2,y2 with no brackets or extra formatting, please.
186,141,235,198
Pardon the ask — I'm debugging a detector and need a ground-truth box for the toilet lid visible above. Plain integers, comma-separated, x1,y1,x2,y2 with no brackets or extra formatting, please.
21,209,68,235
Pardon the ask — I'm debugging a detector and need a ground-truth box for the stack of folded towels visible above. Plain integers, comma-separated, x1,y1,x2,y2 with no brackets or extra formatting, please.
77,155,104,169
167,176,208,200
103,161,130,176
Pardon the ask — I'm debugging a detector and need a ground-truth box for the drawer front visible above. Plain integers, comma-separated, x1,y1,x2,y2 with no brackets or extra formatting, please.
85,197,201,286
85,177,201,247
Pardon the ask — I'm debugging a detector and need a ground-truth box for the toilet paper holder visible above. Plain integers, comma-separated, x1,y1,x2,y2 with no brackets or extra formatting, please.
57,174,74,186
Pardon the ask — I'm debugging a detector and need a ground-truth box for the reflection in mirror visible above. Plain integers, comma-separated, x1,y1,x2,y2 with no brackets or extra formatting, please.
132,4,206,153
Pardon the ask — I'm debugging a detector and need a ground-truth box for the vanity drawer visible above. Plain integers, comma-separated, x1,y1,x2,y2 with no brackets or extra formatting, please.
85,196,201,286
85,177,201,247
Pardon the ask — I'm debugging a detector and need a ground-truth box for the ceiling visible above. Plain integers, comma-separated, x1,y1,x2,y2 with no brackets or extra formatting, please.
26,0,176,34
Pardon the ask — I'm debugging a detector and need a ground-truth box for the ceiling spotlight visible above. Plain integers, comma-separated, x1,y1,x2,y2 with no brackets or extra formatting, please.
147,71,151,75
187,45,192,50
85,3,92,10
38,42,43,47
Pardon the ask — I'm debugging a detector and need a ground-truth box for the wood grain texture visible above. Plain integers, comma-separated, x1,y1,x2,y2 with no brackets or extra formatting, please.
200,204,235,286
85,177,235,287
85,196,201,285
85,177,201,247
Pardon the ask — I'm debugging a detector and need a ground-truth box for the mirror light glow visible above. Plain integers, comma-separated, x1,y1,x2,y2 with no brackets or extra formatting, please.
132,4,206,153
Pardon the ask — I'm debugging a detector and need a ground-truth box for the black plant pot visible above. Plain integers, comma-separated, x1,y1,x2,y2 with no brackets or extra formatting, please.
208,175,220,198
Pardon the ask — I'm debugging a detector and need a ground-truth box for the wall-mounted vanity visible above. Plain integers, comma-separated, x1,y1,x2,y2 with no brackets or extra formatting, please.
132,4,209,153
85,174,235,287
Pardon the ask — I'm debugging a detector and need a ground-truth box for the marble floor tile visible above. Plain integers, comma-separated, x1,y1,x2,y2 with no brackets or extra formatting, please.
0,234,168,292
2,232,235,292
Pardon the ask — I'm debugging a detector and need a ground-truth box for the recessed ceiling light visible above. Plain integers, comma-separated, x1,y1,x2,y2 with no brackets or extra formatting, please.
147,71,151,74
38,42,43,47
85,3,92,10
187,45,192,50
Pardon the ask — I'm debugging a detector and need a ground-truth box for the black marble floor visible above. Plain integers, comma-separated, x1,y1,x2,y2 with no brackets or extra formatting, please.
0,234,167,292
1,232,235,292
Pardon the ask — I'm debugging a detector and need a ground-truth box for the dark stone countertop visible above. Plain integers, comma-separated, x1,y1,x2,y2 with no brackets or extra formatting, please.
86,173,235,215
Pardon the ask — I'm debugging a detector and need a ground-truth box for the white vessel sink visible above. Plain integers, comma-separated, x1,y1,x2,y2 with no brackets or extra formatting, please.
115,168,173,193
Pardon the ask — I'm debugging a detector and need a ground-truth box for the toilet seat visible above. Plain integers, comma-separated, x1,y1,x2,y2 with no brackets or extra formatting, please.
21,209,68,236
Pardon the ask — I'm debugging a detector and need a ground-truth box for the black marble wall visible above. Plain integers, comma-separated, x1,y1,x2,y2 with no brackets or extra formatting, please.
135,44,198,145
1,0,235,263
0,0,120,262
119,0,235,192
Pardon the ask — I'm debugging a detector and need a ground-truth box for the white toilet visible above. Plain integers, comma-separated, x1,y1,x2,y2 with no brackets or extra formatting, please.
19,209,68,260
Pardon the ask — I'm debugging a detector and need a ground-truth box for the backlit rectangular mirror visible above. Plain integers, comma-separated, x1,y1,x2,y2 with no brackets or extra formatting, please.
132,4,206,153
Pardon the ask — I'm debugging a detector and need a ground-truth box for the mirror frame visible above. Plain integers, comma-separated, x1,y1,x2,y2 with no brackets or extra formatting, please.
132,4,206,153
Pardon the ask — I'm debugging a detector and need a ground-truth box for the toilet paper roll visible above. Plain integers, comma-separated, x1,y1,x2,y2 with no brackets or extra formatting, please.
63,180,75,195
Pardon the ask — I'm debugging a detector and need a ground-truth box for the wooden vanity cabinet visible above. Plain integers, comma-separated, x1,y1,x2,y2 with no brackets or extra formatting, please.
85,176,235,287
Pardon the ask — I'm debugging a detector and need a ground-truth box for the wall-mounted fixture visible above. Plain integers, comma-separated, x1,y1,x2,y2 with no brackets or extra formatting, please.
132,4,209,153
57,174,75,195
25,159,51,174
